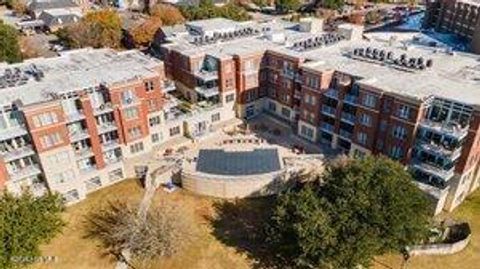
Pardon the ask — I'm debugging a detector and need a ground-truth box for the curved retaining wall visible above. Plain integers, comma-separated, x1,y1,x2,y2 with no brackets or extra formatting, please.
181,170,286,199
409,235,471,256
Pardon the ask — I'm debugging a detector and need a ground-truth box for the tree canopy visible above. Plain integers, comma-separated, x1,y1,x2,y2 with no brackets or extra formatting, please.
275,0,302,13
57,10,123,49
266,156,430,269
180,0,251,21
0,21,22,63
0,191,65,269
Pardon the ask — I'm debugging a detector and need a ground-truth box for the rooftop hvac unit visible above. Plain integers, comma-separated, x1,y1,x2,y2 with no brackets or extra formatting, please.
386,51,393,60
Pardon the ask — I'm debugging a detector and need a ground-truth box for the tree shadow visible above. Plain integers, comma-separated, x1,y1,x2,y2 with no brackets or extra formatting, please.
209,196,283,268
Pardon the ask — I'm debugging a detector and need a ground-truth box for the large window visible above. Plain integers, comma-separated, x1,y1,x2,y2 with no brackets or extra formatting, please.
40,133,62,148
362,94,377,108
169,126,181,136
130,142,144,154
124,107,138,120
33,112,58,128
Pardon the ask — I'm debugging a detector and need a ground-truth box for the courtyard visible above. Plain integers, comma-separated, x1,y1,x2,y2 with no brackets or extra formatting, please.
28,116,480,269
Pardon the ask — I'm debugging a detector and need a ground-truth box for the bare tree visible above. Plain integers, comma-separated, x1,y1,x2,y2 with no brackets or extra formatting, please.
85,199,198,261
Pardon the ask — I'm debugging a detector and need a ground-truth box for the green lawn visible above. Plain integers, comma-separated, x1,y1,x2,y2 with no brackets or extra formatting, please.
32,178,480,269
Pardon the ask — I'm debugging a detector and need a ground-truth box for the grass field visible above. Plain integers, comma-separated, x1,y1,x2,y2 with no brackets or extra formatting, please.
31,178,480,269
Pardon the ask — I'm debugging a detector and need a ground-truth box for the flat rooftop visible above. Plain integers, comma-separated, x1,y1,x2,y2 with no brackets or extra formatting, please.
0,48,162,107
196,148,281,176
162,18,480,106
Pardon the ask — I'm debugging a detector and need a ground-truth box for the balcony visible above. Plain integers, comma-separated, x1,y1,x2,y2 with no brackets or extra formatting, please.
0,125,28,141
69,129,90,143
102,139,120,152
324,89,339,100
194,70,218,81
416,141,462,161
339,129,353,140
8,164,42,182
340,112,356,125
97,122,117,134
1,145,35,162
65,110,85,123
419,119,468,140
195,86,219,98
74,147,94,160
411,160,455,182
162,80,176,93
321,106,336,117
78,165,97,174
320,122,335,133
343,94,358,105
283,69,295,79
93,103,114,116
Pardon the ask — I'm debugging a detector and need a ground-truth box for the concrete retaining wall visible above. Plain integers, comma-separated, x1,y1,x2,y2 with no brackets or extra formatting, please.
182,170,286,198
409,234,471,256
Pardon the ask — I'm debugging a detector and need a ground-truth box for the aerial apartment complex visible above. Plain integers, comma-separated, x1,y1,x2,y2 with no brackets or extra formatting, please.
2,16,480,214
0,48,234,204
154,17,480,214
424,0,480,54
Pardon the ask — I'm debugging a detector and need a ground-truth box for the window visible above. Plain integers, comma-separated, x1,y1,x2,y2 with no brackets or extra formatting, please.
226,93,235,102
41,133,62,148
211,113,220,122
128,126,142,139
169,126,181,136
124,107,138,120
52,169,75,184
149,115,161,127
359,113,372,126
268,101,276,112
379,120,388,132
47,151,70,164
357,132,368,145
226,78,234,89
144,81,154,92
108,168,124,182
392,125,407,140
307,76,319,88
63,189,80,203
300,125,314,138
362,94,377,108
304,94,316,105
397,104,411,119
390,146,403,159
130,142,144,154
33,112,58,128
121,90,135,105
151,133,162,143
85,176,102,191
281,107,291,118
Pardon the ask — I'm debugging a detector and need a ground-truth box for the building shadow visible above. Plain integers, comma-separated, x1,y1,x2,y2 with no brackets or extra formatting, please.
209,196,284,268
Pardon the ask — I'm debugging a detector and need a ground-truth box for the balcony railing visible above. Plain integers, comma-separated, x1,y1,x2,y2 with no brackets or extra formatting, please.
324,89,339,99
8,164,42,182
321,106,336,117
65,110,85,123
97,122,117,134
339,129,353,140
0,125,28,141
69,129,89,142
195,86,219,98
344,94,358,105
194,70,218,81
341,112,356,124
320,122,335,133
419,119,468,140
283,69,295,79
93,103,114,116
416,141,462,161
162,80,176,93
102,139,120,152
79,165,97,174
1,145,35,162
74,147,94,160
411,159,455,182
